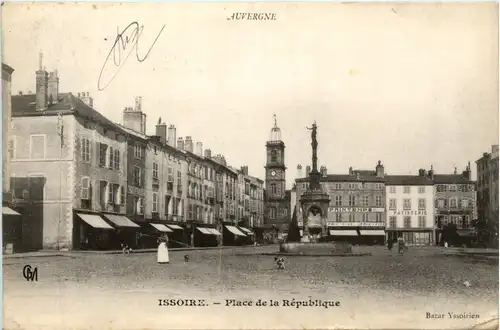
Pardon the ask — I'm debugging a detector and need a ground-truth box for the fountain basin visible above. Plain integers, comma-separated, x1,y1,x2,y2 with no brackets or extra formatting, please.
275,242,370,256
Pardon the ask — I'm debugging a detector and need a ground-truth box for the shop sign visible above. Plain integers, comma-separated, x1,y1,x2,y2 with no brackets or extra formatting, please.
329,207,385,213
327,221,384,227
390,210,427,216
128,186,145,196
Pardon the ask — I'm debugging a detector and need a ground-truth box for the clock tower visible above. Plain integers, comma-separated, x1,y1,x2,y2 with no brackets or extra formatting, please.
265,115,290,231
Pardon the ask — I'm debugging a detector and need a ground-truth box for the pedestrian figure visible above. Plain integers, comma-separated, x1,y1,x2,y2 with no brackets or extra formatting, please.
157,234,170,264
444,241,448,248
387,239,393,251
398,237,405,254
274,256,285,269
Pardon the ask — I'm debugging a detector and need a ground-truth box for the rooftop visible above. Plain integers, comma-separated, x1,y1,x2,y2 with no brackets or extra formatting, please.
432,174,475,185
385,175,434,186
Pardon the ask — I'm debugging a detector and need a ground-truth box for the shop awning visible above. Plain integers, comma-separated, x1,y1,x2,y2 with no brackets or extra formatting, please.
299,230,303,236
457,231,476,237
2,207,20,216
77,213,114,229
197,227,212,235
167,224,183,230
329,230,358,236
207,228,222,235
359,230,385,236
225,225,247,236
150,223,173,233
103,214,140,228
239,227,254,235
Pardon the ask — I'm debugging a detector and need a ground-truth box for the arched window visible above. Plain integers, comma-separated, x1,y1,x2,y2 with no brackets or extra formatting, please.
271,184,277,194
270,150,278,163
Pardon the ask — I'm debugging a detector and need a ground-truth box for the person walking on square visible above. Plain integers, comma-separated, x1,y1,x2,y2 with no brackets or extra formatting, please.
398,237,405,254
157,234,170,264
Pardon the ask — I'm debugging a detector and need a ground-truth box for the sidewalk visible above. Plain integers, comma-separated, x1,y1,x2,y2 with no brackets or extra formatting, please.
3,244,266,259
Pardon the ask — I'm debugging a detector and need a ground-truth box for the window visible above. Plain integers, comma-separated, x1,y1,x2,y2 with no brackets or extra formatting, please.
335,195,342,206
30,135,46,159
283,208,288,216
437,199,445,208
134,144,142,158
376,213,383,222
335,213,342,222
28,174,45,201
108,183,118,204
389,199,396,210
99,181,107,205
135,197,144,215
461,199,469,209
81,177,91,200
271,184,277,194
133,166,142,187
168,167,174,182
436,185,447,192
152,193,158,213
177,170,182,183
418,216,426,228
335,183,342,190
348,195,356,206
98,143,108,167
113,149,120,170
403,186,411,194
376,183,382,190
418,198,426,209
270,150,278,162
108,147,115,169
81,138,91,162
119,186,125,205
450,198,457,208
418,186,425,194
349,214,355,222
375,196,382,207
404,216,411,228
153,162,159,180
362,214,368,222
389,186,396,194
362,196,369,207
449,185,457,192
403,199,411,210
8,137,15,159
270,207,276,219
389,216,397,228
348,183,358,190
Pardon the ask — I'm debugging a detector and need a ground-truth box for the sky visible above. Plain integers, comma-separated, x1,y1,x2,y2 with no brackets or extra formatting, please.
2,2,498,187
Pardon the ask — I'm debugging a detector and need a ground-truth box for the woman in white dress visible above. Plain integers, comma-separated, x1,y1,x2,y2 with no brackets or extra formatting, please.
157,234,170,264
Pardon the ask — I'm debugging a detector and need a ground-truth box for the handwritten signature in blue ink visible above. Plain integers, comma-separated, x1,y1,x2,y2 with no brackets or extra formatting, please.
98,22,166,91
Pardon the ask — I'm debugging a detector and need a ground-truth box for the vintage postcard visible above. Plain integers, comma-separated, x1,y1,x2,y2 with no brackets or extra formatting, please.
1,2,499,330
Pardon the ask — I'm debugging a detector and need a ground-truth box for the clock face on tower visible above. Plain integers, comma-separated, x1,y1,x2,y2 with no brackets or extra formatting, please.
271,170,276,177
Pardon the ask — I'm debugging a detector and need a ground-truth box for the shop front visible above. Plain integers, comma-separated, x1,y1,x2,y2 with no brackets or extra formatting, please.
102,213,141,249
223,223,247,246
194,224,221,247
73,211,115,250
386,229,434,246
2,202,22,253
327,220,385,245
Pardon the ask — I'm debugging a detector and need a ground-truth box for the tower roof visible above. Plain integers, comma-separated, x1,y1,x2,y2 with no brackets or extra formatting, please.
269,114,282,142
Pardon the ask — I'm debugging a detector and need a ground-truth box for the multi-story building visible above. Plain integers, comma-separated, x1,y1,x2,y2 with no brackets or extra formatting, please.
10,56,130,251
295,162,386,245
264,116,290,235
2,62,21,252
476,145,499,246
385,171,435,246
432,165,476,245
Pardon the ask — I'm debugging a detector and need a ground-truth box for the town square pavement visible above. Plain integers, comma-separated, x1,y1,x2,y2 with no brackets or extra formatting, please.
3,245,498,330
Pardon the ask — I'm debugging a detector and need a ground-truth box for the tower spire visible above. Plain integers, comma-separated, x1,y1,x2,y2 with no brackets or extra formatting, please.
38,51,43,71
273,113,277,128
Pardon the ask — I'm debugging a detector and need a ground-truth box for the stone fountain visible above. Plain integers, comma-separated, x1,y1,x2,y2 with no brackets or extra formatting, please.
278,122,365,256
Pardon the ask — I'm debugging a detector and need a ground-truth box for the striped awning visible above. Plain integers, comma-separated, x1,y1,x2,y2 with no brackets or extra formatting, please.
77,213,114,229
329,230,358,236
102,214,140,228
359,230,385,236
197,227,212,235
207,228,222,236
2,207,20,216
239,227,254,235
225,225,247,236
150,223,173,233
167,224,183,230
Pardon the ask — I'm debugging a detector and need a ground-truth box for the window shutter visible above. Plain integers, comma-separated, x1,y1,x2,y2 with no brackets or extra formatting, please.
81,177,90,199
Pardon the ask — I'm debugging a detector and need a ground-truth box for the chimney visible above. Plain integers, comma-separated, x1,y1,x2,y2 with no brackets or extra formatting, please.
320,166,327,177
296,164,303,179
428,165,434,181
241,166,249,175
462,162,471,180
123,98,146,133
419,169,425,177
196,142,203,156
204,149,212,158
155,119,167,144
376,160,385,178
349,166,353,176
356,173,360,180
35,51,48,110
454,167,457,175
177,137,185,150
80,92,94,108
185,136,193,152
306,165,311,176
48,70,59,104
167,125,177,147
